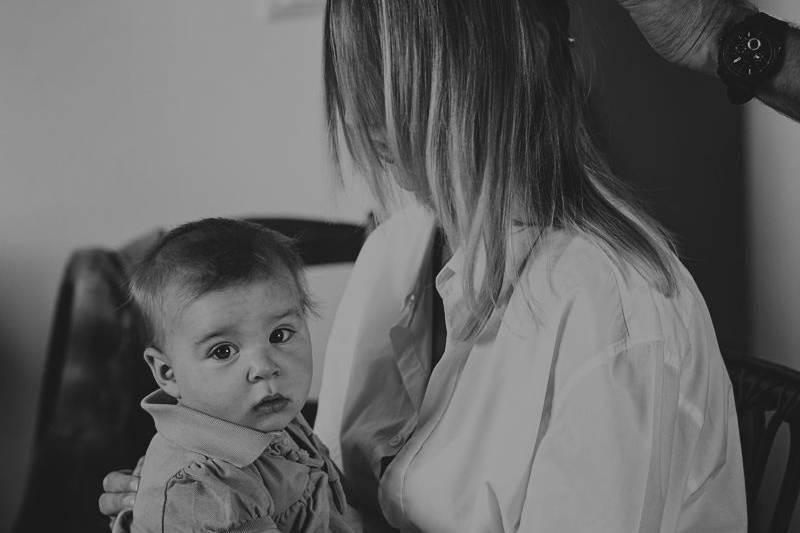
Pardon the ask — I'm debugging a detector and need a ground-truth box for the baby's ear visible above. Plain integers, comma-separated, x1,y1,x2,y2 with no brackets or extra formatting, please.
143,347,180,399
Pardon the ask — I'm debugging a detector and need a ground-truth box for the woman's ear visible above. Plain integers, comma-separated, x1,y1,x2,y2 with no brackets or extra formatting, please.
143,347,180,399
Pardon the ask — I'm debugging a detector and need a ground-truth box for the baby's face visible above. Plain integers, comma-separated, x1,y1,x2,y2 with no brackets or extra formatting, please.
161,277,312,433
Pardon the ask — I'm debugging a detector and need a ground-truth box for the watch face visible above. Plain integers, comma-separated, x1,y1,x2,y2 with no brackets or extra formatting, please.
722,26,780,80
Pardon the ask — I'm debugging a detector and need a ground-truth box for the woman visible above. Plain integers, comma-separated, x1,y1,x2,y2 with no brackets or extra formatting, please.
101,1,747,531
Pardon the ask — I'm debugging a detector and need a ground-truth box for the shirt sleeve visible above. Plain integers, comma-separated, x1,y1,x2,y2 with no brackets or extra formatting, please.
517,340,683,532
162,460,278,533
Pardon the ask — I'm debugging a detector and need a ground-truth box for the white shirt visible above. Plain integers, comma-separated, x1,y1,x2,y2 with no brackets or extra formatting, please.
315,205,746,533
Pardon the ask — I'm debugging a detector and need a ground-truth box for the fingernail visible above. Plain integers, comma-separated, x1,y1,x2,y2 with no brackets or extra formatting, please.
124,495,136,507
130,479,139,491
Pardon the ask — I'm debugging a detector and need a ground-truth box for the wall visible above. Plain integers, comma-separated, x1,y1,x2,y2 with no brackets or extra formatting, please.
576,2,748,356
747,2,800,531
748,0,800,373
0,1,370,529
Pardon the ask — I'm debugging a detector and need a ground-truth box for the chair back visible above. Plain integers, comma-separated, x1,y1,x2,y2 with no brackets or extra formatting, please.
726,356,800,533
13,217,368,533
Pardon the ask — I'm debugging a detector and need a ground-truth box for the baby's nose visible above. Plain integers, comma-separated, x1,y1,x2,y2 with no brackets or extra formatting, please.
247,349,281,382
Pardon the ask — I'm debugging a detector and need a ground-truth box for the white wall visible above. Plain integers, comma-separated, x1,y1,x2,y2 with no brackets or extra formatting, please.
0,1,370,528
748,2,800,371
746,3,800,531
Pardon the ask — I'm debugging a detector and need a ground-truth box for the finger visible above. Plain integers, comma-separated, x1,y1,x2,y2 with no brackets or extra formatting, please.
102,470,140,492
98,491,136,517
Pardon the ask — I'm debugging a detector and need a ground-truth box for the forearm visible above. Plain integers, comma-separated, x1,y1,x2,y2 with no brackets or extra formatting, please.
706,5,800,120
618,1,800,120
756,26,800,120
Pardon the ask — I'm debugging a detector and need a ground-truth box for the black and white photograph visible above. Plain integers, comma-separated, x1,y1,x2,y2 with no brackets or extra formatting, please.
2,1,800,532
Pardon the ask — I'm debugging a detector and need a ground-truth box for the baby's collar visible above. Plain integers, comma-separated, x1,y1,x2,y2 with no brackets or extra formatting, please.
141,389,287,468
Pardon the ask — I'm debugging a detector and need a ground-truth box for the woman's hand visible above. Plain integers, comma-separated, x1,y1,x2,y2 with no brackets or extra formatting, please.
98,456,143,519
615,0,753,75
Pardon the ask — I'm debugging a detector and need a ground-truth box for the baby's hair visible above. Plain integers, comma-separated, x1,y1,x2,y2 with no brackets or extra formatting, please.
130,218,314,348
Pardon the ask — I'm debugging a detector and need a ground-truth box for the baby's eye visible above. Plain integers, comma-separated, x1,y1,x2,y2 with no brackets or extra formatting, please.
209,343,238,361
269,328,295,344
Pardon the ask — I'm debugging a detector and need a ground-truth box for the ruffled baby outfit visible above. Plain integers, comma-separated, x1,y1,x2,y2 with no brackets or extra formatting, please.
124,390,361,533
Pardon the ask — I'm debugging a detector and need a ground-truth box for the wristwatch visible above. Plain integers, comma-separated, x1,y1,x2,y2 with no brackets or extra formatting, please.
717,12,789,104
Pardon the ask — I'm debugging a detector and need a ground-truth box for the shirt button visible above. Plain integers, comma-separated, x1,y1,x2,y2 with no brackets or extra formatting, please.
388,434,404,447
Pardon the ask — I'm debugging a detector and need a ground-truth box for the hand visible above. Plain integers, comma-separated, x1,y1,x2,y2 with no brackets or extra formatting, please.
98,456,144,519
615,0,754,75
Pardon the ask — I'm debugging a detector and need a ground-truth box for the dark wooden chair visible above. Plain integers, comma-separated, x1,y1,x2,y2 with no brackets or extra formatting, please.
12,217,369,533
726,356,800,533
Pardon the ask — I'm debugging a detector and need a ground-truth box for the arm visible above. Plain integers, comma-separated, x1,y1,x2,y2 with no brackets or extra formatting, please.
759,28,800,119
617,0,800,120
516,341,746,532
162,466,280,533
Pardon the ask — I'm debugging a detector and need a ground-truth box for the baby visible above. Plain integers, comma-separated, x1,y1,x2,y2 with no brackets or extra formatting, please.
118,218,361,533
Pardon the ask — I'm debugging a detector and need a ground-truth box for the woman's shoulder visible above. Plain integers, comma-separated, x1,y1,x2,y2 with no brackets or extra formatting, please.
522,229,621,292
513,230,732,446
360,204,436,254
348,203,437,294
516,228,705,352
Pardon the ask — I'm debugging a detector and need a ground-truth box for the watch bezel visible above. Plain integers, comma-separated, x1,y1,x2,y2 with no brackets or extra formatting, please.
717,12,789,103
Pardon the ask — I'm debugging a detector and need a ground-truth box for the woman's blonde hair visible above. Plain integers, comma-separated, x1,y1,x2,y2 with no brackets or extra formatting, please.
324,0,679,339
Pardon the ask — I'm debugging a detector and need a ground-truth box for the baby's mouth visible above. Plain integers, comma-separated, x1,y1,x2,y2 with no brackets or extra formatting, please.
253,394,290,414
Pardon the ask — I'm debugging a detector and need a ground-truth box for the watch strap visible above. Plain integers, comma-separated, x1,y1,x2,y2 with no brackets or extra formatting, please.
726,85,756,105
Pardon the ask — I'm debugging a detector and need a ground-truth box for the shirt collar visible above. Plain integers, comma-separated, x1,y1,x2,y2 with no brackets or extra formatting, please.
435,225,540,334
141,389,286,468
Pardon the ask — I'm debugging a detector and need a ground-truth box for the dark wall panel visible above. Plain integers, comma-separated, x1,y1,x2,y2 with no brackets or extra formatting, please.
574,1,748,357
